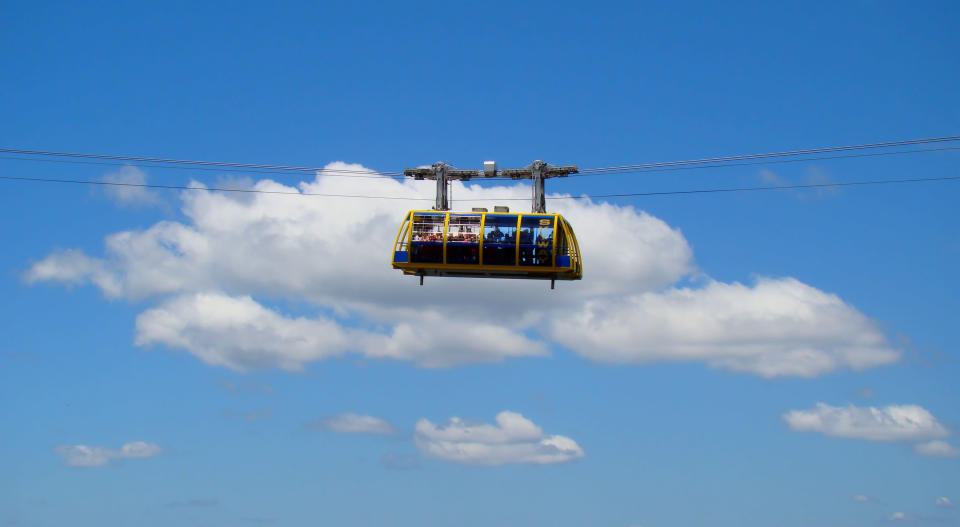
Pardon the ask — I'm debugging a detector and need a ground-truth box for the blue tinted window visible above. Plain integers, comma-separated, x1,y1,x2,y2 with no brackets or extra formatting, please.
482,215,517,265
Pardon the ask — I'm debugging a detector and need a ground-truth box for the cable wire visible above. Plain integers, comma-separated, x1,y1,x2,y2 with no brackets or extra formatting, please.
0,147,406,177
0,155,407,180
576,135,960,174
3,145,956,183
568,146,960,177
0,175,432,200
3,173,957,201
4,134,958,180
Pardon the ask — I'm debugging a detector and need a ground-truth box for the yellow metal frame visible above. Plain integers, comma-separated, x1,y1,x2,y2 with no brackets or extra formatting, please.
391,210,583,281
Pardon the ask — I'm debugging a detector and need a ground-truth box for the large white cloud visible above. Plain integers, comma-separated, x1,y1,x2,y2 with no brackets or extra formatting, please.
783,403,950,441
135,293,353,371
134,292,546,370
551,278,899,377
25,162,900,376
414,411,584,465
54,441,163,467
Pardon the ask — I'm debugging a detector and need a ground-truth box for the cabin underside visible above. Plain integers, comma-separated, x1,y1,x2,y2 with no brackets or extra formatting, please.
397,266,581,281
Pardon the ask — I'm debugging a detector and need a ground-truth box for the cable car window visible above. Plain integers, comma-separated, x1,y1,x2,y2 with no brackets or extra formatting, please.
410,213,445,263
446,214,480,265
555,221,569,267
483,215,518,266
519,216,554,267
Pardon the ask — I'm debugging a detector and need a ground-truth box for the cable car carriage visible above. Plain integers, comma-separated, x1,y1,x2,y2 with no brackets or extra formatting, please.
392,160,582,288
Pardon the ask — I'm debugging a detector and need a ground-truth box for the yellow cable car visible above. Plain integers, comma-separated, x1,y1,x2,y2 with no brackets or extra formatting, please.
391,209,582,286
393,160,582,287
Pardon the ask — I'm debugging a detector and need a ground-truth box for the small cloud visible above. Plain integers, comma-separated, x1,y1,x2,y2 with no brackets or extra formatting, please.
889,511,909,521
935,497,952,508
914,440,960,458
54,441,163,467
100,165,164,207
414,410,584,466
307,413,396,435
782,403,949,442
165,498,219,508
804,167,839,199
380,453,420,471
858,387,876,398
853,494,871,502
759,168,788,185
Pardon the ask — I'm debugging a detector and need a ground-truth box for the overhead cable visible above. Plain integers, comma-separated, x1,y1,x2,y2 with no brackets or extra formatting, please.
576,135,960,174
0,155,407,180
568,146,960,177
0,176,429,200
3,134,958,181
3,173,958,201
2,145,957,181
0,147,405,178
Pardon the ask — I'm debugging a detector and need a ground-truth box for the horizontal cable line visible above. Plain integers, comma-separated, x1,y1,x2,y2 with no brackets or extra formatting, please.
0,155,407,180
3,146,956,183
458,175,960,200
567,146,960,177
0,154,520,181
0,175,432,200
4,135,957,182
3,173,957,201
0,147,405,177
577,135,960,174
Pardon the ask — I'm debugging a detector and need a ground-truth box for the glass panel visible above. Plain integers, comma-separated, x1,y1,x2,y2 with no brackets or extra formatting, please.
555,220,569,266
446,214,480,265
409,213,445,263
519,215,555,267
482,214,517,266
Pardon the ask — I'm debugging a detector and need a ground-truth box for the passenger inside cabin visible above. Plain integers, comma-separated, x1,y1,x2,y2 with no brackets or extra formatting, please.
487,226,504,242
520,229,533,244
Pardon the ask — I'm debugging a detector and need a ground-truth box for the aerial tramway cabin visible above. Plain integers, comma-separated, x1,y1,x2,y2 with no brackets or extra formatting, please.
391,207,582,284
391,160,583,288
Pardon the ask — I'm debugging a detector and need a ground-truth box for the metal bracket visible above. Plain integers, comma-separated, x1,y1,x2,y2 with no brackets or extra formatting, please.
433,162,449,211
531,159,547,214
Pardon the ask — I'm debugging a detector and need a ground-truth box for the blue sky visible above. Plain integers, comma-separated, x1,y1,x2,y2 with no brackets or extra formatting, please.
1,2,959,526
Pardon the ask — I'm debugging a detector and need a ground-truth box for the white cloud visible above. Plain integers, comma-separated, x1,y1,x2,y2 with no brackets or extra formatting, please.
101,165,163,207
54,441,163,467
135,293,353,371
414,411,584,465
24,249,123,296
936,497,952,507
889,511,908,521
551,278,899,377
309,413,396,435
783,403,950,442
914,440,960,458
26,162,900,376
853,494,871,502
135,292,545,371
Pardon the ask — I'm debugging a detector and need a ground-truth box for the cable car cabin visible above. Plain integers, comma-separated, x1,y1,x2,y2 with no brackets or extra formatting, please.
391,210,582,284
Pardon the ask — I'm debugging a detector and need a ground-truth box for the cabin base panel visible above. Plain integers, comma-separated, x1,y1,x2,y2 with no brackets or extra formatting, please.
394,266,580,281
